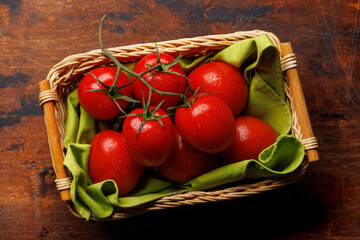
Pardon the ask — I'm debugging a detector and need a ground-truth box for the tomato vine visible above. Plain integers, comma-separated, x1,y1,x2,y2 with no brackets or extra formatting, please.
96,15,199,135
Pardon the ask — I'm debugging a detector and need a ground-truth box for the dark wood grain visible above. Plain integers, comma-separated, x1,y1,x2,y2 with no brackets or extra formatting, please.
1,0,359,239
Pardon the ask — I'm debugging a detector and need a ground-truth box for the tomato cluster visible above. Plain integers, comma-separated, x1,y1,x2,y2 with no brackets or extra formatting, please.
74,16,282,197
78,11,284,196
79,48,279,196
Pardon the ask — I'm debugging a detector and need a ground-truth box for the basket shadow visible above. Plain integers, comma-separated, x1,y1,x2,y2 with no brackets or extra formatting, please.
96,180,324,239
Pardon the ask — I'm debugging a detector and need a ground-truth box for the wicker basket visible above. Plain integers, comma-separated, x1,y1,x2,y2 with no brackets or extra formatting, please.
38,30,319,221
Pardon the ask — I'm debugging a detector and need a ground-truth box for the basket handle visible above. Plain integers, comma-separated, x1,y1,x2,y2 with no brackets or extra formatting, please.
39,80,71,201
280,43,319,162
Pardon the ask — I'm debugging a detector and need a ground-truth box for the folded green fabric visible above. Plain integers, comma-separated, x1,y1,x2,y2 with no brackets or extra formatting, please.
182,135,304,191
62,35,304,220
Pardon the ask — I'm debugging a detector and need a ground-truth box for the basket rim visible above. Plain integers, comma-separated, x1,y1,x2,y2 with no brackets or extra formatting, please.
42,29,311,221
48,30,281,75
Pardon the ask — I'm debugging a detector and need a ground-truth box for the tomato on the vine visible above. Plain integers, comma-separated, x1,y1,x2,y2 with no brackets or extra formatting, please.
78,66,133,120
175,94,236,154
122,106,175,167
158,126,218,183
88,130,144,196
187,61,249,116
221,115,278,164
132,53,187,110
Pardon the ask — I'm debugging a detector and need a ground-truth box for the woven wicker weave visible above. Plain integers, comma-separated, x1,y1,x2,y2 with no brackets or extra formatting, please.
40,30,317,220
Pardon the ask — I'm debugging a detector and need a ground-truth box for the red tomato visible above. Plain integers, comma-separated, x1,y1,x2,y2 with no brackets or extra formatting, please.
78,66,133,120
221,116,278,164
158,126,218,183
132,53,187,110
88,130,143,196
187,61,249,116
175,94,236,154
122,107,175,167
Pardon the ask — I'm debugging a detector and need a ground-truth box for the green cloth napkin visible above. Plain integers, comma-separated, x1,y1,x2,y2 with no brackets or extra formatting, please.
62,35,304,220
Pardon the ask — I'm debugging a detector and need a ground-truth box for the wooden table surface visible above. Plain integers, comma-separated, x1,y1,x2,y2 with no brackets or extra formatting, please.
1,0,359,239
